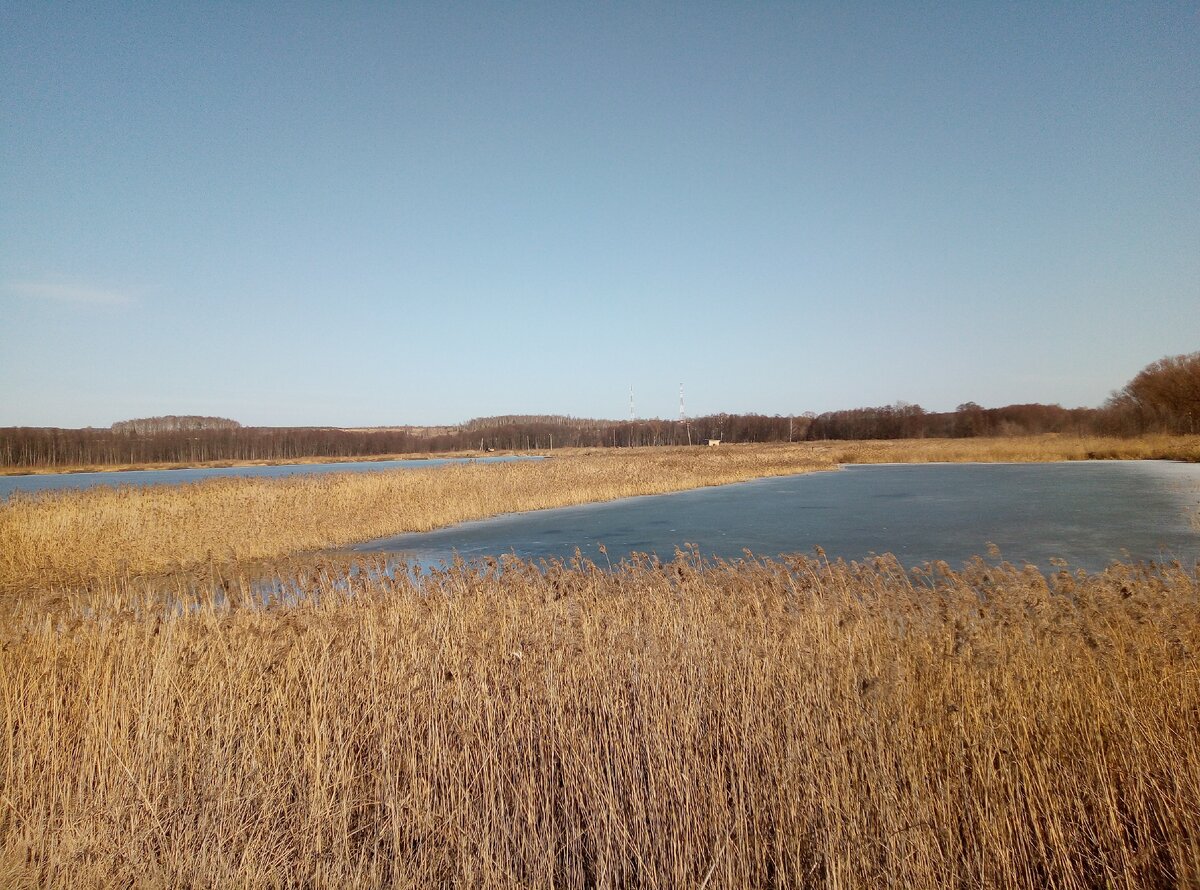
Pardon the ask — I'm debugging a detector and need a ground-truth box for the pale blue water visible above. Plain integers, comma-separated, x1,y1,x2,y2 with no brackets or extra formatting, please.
0,455,539,500
354,461,1200,571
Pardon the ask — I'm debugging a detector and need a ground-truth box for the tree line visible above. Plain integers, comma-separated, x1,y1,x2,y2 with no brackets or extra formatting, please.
110,415,241,434
1102,352,1200,435
2,351,1196,468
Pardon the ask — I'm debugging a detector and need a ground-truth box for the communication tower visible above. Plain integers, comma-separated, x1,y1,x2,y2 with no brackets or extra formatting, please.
679,383,692,446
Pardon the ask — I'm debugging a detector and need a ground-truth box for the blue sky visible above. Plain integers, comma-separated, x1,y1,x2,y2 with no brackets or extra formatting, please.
2,2,1197,427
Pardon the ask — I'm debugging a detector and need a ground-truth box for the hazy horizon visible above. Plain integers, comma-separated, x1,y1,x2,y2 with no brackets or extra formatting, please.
3,4,1197,427
0,395,1135,432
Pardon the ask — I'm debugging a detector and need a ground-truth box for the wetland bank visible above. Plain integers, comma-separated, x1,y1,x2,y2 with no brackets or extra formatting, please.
2,438,1199,887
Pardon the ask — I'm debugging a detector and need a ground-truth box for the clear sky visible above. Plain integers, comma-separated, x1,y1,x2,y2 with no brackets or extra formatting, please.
2,3,1197,427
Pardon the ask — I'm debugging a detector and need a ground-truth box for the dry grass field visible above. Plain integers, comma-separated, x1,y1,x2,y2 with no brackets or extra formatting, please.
0,446,843,590
826,433,1200,465
1,553,1197,888
3,437,1199,887
4,436,1198,592
0,450,484,477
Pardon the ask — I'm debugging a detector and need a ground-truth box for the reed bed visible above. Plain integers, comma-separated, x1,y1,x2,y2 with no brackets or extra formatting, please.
1,553,1197,888
830,434,1200,465
5,437,1199,593
0,447,841,590
0,450,484,477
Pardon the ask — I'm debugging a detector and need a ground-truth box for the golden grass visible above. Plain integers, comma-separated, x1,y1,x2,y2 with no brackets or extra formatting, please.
828,433,1200,465
0,447,841,590
3,437,1199,592
1,553,1197,887
0,449,486,477
4,437,1198,885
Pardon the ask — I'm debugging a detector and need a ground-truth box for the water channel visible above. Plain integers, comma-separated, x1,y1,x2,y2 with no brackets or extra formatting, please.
0,454,538,500
354,461,1200,572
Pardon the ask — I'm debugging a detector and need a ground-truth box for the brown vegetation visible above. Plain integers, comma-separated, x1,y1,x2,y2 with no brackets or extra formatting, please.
110,415,242,435
0,446,839,590
827,433,1200,465
0,449,482,478
3,440,1199,886
1,553,1197,887
1106,351,1200,435
4,438,1200,593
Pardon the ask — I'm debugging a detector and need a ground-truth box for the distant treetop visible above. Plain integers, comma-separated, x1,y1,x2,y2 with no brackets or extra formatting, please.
460,415,605,431
110,416,242,434
1105,350,1200,435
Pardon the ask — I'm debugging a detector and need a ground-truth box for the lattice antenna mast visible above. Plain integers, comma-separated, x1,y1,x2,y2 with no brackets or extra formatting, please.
630,385,635,421
680,382,692,445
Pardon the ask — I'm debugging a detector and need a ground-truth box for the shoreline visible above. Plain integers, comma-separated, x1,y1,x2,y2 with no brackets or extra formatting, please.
4,432,1199,478
0,448,510,477
0,446,837,589
4,437,1198,590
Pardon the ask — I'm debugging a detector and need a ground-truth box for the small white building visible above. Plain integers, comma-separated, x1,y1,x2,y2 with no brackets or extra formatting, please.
706,439,721,447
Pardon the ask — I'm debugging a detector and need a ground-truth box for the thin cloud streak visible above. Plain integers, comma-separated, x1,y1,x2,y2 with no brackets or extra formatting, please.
5,279,136,307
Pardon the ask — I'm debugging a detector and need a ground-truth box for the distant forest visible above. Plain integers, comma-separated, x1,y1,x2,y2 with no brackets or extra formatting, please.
2,352,1196,469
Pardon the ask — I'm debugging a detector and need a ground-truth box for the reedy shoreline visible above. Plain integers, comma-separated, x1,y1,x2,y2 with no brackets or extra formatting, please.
0,446,838,590
2,432,1197,477
3,438,1199,887
0,449,487,477
3,436,1198,591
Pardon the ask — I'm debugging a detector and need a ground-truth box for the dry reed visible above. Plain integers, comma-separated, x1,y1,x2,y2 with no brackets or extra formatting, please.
0,447,842,590
828,434,1200,465
0,450,485,477
4,437,1199,592
1,553,1197,887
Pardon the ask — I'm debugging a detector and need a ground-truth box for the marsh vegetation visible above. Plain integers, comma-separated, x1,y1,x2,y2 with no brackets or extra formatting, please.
4,437,1198,592
2,553,1197,887
2,440,1199,887
0,445,838,590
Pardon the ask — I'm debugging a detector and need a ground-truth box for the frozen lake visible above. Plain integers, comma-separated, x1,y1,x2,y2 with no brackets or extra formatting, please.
355,461,1200,571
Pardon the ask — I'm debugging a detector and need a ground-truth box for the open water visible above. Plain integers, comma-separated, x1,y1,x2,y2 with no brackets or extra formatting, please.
354,461,1200,571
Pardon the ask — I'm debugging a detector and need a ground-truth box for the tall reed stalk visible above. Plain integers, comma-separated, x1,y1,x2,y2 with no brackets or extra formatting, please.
2,553,1197,887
